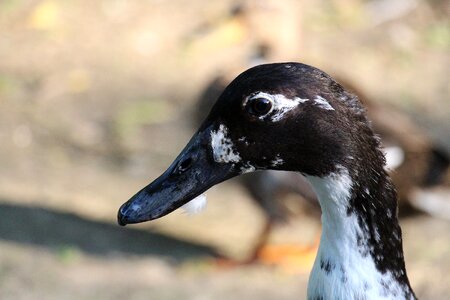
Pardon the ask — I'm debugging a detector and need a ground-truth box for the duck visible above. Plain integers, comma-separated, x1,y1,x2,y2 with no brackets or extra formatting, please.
118,62,416,299
193,58,449,265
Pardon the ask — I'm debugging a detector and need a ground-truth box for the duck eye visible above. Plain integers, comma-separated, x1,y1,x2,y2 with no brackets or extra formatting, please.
247,97,273,116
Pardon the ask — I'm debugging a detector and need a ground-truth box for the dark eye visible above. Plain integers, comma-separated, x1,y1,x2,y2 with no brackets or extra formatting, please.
247,97,273,116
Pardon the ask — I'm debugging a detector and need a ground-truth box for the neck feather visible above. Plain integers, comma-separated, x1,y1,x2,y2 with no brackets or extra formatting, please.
304,165,416,300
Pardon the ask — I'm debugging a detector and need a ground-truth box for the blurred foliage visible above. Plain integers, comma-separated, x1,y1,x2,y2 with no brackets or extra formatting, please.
0,0,21,15
56,245,82,264
115,99,175,138
28,0,61,30
66,69,92,94
0,75,14,97
425,22,450,50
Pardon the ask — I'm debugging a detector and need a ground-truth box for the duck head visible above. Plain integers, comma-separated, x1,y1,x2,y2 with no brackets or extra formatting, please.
118,62,369,225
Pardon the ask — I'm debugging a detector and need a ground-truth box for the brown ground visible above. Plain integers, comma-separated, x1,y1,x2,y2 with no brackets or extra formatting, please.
0,0,449,299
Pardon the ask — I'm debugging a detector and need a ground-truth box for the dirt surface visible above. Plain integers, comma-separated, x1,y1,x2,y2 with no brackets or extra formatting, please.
0,186,449,299
0,0,449,299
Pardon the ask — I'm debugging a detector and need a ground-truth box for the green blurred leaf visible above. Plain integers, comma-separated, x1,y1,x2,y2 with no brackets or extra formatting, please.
0,0,22,15
115,99,175,137
56,245,81,264
0,75,16,98
426,22,450,50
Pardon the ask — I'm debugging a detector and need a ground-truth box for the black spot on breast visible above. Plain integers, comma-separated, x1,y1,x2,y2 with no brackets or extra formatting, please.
340,265,348,283
379,278,391,297
358,243,370,257
320,259,335,274
356,232,363,246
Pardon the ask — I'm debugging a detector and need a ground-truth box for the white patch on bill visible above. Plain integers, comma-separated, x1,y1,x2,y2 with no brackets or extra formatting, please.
210,124,241,163
130,203,141,212
313,95,335,111
305,167,410,300
244,92,309,122
181,194,207,215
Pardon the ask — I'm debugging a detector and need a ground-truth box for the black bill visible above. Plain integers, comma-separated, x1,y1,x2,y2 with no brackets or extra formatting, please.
117,126,238,226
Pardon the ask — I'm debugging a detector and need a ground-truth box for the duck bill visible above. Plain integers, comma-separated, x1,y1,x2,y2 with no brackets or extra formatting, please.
117,127,237,226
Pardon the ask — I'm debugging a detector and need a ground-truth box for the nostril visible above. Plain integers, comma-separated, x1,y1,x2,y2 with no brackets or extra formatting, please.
178,157,192,173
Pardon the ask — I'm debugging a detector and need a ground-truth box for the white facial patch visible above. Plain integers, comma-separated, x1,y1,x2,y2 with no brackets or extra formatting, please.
313,95,335,111
245,92,309,122
210,124,241,163
271,94,309,122
181,194,207,215
305,167,410,300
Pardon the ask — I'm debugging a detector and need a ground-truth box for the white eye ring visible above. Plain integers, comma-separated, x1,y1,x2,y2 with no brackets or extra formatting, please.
244,93,274,117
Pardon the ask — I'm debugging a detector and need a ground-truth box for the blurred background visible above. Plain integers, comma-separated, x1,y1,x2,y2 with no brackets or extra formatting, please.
0,0,449,299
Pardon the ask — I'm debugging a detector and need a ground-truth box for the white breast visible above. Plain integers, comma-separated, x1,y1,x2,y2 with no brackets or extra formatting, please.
305,167,413,300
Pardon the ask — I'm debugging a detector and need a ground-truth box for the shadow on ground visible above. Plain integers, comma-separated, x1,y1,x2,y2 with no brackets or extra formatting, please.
0,201,218,262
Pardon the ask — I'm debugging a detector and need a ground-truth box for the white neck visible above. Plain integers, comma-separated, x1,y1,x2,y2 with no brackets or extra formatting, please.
304,168,413,300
